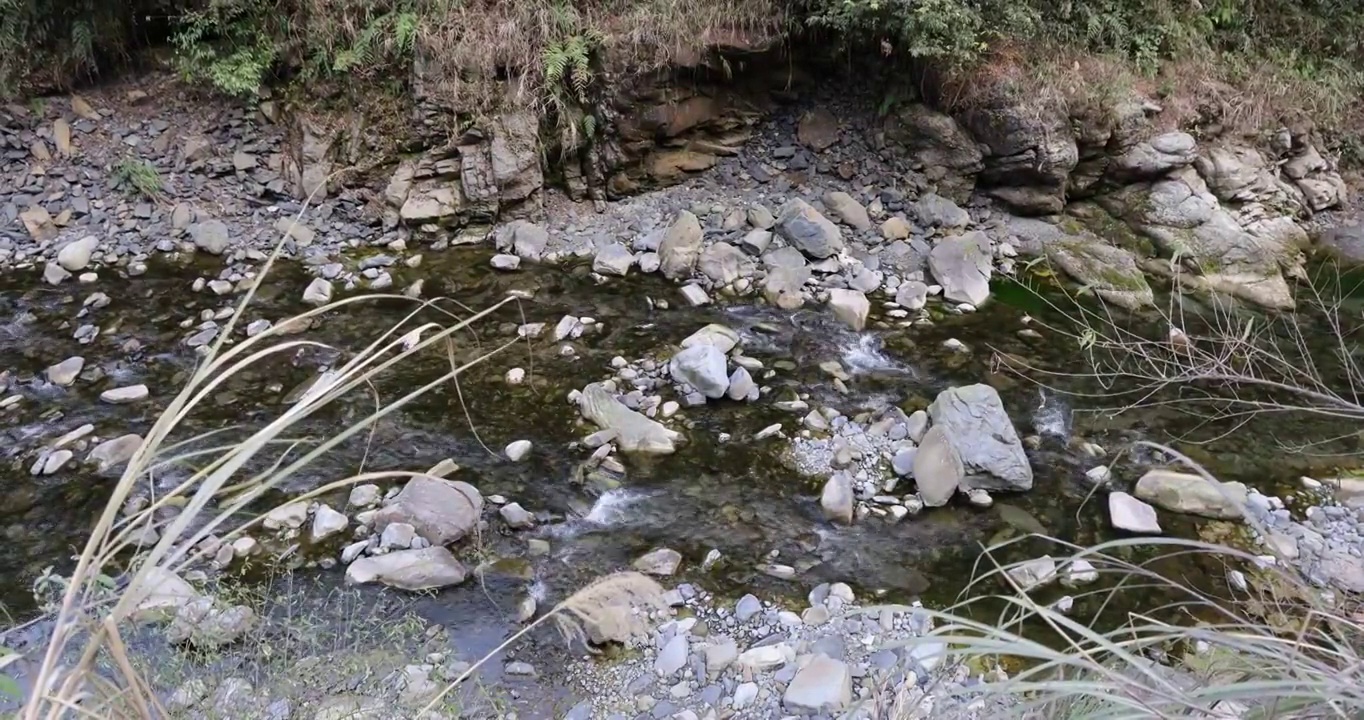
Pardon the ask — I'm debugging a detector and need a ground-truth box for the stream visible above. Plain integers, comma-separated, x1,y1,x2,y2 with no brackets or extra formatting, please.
2,248,1359,636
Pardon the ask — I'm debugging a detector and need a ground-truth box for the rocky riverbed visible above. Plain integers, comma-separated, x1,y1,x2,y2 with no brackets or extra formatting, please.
6,72,1364,718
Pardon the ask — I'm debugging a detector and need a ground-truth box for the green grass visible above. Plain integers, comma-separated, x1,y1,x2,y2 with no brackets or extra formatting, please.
112,157,163,199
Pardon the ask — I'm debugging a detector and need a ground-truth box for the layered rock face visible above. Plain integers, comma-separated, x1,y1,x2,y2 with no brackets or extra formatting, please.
885,98,1345,309
282,46,1346,308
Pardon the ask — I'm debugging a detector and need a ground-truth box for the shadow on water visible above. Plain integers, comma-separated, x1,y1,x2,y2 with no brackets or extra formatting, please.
2,251,1360,650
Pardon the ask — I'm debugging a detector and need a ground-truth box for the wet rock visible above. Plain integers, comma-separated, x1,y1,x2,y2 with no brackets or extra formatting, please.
593,242,635,276
1062,559,1099,586
504,439,533,462
46,356,85,386
634,547,682,576
1045,238,1153,310
820,473,854,524
680,324,740,353
912,193,970,229
43,263,71,285
822,191,871,231
1005,555,1057,590
698,242,750,285
311,504,349,541
827,288,870,331
302,278,333,305
1134,469,1247,520
670,344,729,399
914,425,964,507
928,231,992,306
928,384,1032,491
100,384,148,404
783,655,851,713
776,199,844,259
679,284,711,306
1109,492,1162,534
490,253,521,271
578,383,680,454
726,367,757,401
88,434,142,473
372,475,483,545
895,280,929,310
659,210,704,280
345,547,468,590
190,220,232,255
264,502,309,530
500,502,534,529
57,235,98,271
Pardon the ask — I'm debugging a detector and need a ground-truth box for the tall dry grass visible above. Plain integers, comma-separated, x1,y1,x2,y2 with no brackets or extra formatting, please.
14,202,531,717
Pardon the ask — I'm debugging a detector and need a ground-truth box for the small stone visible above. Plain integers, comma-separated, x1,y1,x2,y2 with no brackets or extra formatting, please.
491,254,521,271
311,505,350,541
633,547,682,576
302,278,333,305
499,502,535,529
46,356,86,387
100,384,149,404
504,439,532,462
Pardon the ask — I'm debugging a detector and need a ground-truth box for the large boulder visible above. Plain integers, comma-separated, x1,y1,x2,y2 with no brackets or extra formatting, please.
371,475,482,545
776,199,844,259
658,211,704,279
1098,168,1297,309
400,181,464,225
579,383,681,454
928,231,992,306
913,425,964,507
1045,238,1154,310
883,104,982,203
928,384,1032,491
670,344,730,399
495,220,550,261
1133,470,1247,520
345,547,468,591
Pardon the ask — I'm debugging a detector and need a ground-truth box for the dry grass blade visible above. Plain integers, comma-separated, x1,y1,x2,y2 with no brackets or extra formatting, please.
19,188,529,717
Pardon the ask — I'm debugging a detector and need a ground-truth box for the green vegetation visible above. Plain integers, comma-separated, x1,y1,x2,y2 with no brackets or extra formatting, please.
112,157,164,199
4,1,1363,137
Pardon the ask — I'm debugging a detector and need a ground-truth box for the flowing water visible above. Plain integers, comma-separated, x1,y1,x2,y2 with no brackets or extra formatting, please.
2,249,1361,633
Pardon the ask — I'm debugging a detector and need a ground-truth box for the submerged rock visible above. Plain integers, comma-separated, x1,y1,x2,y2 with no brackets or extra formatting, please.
579,383,680,454
345,547,468,590
827,288,870,331
633,547,682,576
928,384,1032,491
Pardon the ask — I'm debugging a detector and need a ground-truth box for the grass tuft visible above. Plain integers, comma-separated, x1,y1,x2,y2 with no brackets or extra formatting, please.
111,157,164,200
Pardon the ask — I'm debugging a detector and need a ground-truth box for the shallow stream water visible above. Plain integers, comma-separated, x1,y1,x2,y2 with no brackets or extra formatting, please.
2,249,1360,638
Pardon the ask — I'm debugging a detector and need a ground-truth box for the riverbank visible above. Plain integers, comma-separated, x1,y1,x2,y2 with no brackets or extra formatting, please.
7,66,1364,719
